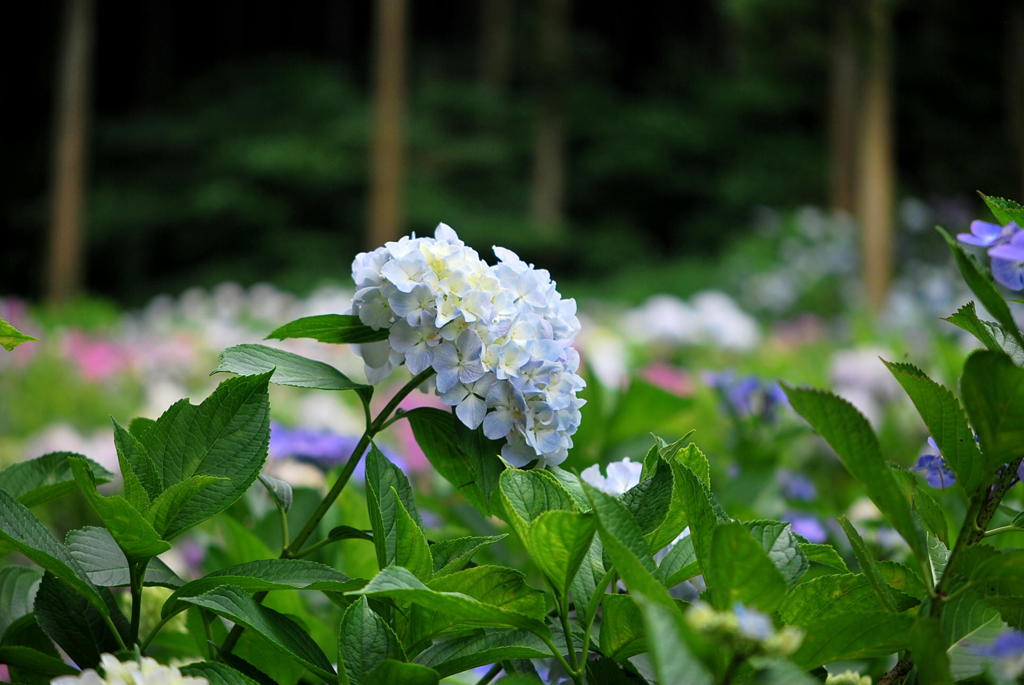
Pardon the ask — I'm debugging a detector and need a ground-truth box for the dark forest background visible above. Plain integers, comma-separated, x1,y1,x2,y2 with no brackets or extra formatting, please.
3,0,1022,307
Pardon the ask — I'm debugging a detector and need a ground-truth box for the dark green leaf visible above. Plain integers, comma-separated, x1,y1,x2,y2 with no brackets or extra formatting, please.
215,343,366,391
337,597,405,685
147,474,230,540
799,543,849,575
784,387,926,560
413,629,550,677
707,521,787,612
33,573,122,669
779,573,917,626
112,420,158,511
362,660,438,685
266,314,388,344
430,534,506,577
657,535,699,587
677,464,727,577
181,661,260,685
66,526,182,588
0,646,76,679
0,490,106,615
181,585,335,681
883,360,987,493
938,225,1024,349
961,350,1024,464
0,317,36,351
327,526,374,543
390,487,433,581
69,457,170,559
0,567,41,636
0,452,112,507
407,407,504,514
837,516,899,612
909,616,954,685
791,612,913,669
945,302,1024,364
634,596,712,685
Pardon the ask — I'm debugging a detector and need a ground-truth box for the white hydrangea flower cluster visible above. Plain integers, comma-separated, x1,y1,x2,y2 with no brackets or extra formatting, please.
350,223,585,466
52,654,207,685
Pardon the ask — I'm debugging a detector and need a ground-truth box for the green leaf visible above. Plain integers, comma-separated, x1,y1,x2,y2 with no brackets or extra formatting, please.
657,535,699,587
634,596,712,685
33,573,123,669
0,490,106,615
799,543,849,576
677,464,727,577
112,420,158,511
744,520,809,587
499,466,577,542
671,441,711,488
883,360,987,493
337,596,405,685
979,191,1024,226
0,452,113,507
971,550,1024,626
391,487,433,581
599,594,646,660
706,521,787,612
258,473,293,512
623,459,691,551
406,407,504,514
0,317,36,351
365,446,427,574
362,660,438,685
909,616,954,685
546,465,590,511
181,585,336,682
945,302,1024,363
1,614,64,685
526,510,596,596
569,536,607,623
147,475,229,540
134,373,272,534
938,225,1024,349
0,567,41,636
66,526,182,588
961,350,1024,464
348,566,549,637
215,343,367,391
779,573,917,626
948,613,1008,681
413,629,550,677
837,516,899,613
164,559,359,618
69,457,170,559
784,386,926,560
791,611,913,669
940,590,998,646
0,646,76,680
266,314,388,344
430,534,506,577
180,662,260,685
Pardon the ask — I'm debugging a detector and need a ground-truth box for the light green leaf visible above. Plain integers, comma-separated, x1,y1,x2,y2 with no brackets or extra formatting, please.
499,466,577,543
365,446,427,573
744,520,808,587
779,573,917,626
258,473,293,512
634,596,712,685
147,475,229,540
707,521,787,612
677,464,727,576
961,350,1024,464
599,594,645,660
413,629,550,677
266,314,389,344
215,343,366,391
784,386,926,560
909,616,954,685
883,360,987,493
134,372,272,534
940,590,998,647
163,559,359,618
526,510,596,596
112,420,158,511
0,452,112,507
180,585,335,682
671,441,711,488
799,543,849,576
657,535,699,587
348,566,549,637
69,457,170,559
980,191,1024,226
406,407,504,515
0,317,36,351
568,536,606,623
0,567,41,636
66,526,182,588
363,660,438,685
837,516,899,612
430,534,506,577
337,597,404,685
180,662,259,685
938,225,1024,348
945,302,1024,363
0,490,106,615
391,487,433,581
791,612,913,669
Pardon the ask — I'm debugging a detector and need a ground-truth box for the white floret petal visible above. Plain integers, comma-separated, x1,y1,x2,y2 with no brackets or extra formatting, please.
350,225,584,466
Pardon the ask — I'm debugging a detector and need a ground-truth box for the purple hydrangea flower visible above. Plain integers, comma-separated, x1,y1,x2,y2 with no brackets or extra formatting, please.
911,437,955,488
782,512,827,543
957,220,1018,247
269,422,405,476
778,470,817,502
975,630,1024,658
989,230,1024,291
705,371,788,423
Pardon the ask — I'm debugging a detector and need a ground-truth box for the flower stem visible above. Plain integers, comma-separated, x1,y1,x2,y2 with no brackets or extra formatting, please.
129,558,149,646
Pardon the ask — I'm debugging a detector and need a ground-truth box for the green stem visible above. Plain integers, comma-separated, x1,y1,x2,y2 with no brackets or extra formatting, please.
579,569,616,667
983,525,1024,538
129,558,149,645
556,588,580,674
276,502,290,550
540,633,582,685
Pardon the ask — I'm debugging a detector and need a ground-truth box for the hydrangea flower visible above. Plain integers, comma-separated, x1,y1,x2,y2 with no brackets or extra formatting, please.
911,437,955,488
580,457,643,495
974,630,1024,679
705,371,787,422
957,220,1024,290
777,470,816,501
350,224,585,466
783,512,828,543
269,422,404,474
52,654,207,684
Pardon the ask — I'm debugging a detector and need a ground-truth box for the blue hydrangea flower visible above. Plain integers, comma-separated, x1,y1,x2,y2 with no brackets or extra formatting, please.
269,422,404,475
976,630,1024,658
988,229,1024,291
957,220,1018,247
911,437,955,488
706,371,788,422
783,512,827,543
733,603,773,640
778,470,817,501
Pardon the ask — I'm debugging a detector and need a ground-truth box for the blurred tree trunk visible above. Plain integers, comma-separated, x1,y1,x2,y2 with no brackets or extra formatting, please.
46,0,94,304
828,0,858,213
368,0,407,248
529,0,570,235
1009,3,1024,201
479,0,513,91
855,0,894,312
